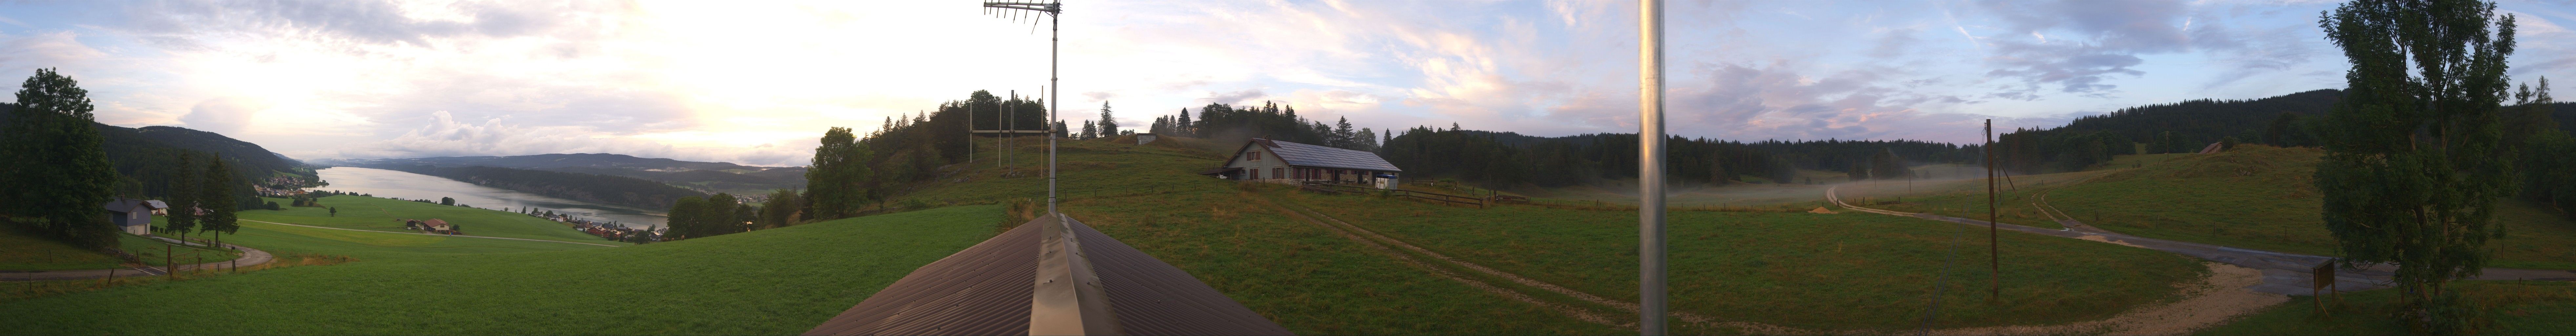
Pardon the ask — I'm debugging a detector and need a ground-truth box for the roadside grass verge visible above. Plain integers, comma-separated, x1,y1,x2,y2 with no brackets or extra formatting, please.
2196,280,2576,335
1059,190,1624,335
4,254,354,300
0,205,1005,335
240,195,624,245
2042,145,2576,269
1278,190,2208,332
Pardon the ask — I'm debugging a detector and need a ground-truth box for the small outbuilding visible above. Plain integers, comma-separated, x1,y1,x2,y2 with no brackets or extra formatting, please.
102,198,155,235
1136,133,1158,145
1200,138,1402,188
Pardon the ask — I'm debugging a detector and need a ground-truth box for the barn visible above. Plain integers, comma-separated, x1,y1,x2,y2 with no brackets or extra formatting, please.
1200,138,1402,188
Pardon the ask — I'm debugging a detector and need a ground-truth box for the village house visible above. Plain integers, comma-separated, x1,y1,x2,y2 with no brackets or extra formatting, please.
143,200,170,216
404,219,459,235
1200,138,1402,189
102,198,156,235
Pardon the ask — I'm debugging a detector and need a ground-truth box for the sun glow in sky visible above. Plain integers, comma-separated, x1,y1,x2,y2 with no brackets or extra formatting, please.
2,0,2572,166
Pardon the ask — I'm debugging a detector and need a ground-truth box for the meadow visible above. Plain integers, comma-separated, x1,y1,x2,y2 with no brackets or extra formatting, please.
244,195,626,245
0,205,1006,335
2197,280,2576,335
2038,146,2576,269
1277,190,2208,332
2,222,242,271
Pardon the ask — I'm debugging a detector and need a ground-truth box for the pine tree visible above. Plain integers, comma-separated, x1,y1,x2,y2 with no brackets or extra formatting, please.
1332,116,1358,149
1095,101,1118,137
165,152,200,240
198,154,240,248
0,68,119,248
2316,1,2518,331
1176,111,1192,136
1081,120,1096,140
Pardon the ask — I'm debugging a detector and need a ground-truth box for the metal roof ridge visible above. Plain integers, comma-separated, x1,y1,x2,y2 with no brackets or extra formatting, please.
1030,214,1122,335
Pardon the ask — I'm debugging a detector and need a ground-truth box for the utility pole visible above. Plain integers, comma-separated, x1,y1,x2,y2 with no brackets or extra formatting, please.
1985,119,1999,302
1637,0,1667,334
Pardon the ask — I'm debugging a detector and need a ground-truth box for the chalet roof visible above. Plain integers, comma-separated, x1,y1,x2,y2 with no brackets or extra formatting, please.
100,199,149,213
424,219,448,226
143,200,169,209
804,215,1291,336
1250,138,1401,172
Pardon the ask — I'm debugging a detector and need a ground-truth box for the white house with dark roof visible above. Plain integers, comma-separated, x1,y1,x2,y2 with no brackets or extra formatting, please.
1201,138,1402,188
101,198,155,235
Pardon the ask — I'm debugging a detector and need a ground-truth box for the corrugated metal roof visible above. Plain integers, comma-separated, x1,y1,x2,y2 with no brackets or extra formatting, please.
804,223,1039,336
1074,219,1294,335
1255,139,1402,172
805,216,1293,336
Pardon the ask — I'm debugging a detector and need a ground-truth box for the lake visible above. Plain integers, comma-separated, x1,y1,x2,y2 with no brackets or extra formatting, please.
305,167,667,229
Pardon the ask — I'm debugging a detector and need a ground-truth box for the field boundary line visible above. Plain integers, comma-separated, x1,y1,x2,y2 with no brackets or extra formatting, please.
1250,197,1635,329
241,219,621,247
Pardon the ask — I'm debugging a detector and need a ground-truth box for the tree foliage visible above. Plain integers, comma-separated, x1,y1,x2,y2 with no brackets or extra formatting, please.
2315,0,2517,331
0,68,119,248
804,127,872,220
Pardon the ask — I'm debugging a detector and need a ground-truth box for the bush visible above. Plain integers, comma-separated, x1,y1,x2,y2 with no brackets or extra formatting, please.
1003,198,1038,224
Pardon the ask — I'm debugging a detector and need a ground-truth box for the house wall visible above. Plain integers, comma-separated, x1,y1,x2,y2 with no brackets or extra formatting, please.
1221,148,1292,180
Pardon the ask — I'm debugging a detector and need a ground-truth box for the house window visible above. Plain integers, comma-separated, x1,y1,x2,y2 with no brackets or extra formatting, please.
1252,169,1260,179
1274,168,1283,180
1250,151,1261,161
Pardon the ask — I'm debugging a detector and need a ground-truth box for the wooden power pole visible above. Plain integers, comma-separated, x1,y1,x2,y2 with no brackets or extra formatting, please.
1985,119,1999,302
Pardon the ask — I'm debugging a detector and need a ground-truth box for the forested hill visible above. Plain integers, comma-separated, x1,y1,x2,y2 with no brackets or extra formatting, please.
2,103,313,200
363,164,707,210
2048,89,2344,147
324,154,806,194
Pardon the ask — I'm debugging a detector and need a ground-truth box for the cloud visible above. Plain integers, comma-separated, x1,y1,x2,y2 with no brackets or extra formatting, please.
178,97,266,134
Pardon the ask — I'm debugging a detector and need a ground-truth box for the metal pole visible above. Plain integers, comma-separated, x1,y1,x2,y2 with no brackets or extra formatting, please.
1009,90,1016,170
1986,119,1999,302
1637,0,1667,334
1048,3,1060,216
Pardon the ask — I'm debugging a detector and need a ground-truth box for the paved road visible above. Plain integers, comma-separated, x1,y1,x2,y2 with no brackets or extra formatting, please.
241,219,622,247
1825,186,2576,295
2,237,276,282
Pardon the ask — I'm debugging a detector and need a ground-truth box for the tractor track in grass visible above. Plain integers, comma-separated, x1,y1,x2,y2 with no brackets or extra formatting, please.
1286,191,2326,335
1252,196,1638,330
1271,198,1810,335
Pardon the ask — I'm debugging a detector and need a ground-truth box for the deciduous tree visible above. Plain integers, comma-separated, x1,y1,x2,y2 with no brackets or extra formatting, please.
0,68,118,248
2316,0,2517,331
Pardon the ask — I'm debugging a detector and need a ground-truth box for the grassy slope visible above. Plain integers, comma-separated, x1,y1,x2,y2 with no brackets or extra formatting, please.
1280,191,2207,331
2198,281,2576,335
0,205,1004,335
1838,169,2109,230
943,136,1618,334
243,195,625,245
2043,145,2576,269
1,230,241,270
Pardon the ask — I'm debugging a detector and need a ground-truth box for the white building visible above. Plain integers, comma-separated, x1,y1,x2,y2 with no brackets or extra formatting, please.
1200,138,1402,188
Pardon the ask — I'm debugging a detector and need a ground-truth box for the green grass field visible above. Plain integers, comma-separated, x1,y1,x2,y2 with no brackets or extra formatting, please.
1277,190,2207,332
2198,281,2576,335
2041,145,2576,269
242,195,626,245
0,205,1007,335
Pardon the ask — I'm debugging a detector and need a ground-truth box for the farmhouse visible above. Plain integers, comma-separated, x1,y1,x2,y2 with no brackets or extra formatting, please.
1200,138,1402,188
101,198,155,235
404,219,459,235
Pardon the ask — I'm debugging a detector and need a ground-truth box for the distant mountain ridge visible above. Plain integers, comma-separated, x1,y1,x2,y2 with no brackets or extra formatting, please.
324,153,773,171
323,153,807,195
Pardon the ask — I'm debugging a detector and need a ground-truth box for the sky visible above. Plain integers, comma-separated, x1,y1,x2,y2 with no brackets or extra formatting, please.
2,0,2571,167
